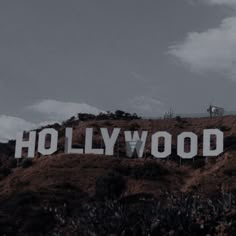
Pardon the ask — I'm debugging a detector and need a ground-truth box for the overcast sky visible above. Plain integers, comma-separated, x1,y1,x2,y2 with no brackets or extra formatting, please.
1,0,236,141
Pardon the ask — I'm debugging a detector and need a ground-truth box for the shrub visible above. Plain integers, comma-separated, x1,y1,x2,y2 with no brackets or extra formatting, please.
96,171,126,199
175,116,188,124
6,158,17,169
219,125,231,132
175,116,182,123
131,162,169,180
128,122,141,131
21,159,33,168
0,167,11,177
223,167,236,177
20,209,54,234
192,159,206,169
112,165,131,176
224,136,236,150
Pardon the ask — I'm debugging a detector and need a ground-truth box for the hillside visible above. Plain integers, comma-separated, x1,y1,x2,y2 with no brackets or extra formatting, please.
0,114,236,235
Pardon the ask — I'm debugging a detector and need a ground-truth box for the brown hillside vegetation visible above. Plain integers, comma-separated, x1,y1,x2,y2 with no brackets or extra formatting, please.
0,154,184,198
0,152,236,198
0,115,236,235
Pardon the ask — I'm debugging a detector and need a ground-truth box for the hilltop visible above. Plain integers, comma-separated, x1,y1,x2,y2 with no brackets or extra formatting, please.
0,113,236,235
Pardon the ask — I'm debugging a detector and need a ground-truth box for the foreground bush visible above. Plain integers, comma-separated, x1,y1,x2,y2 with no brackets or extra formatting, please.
96,171,126,199
0,191,235,235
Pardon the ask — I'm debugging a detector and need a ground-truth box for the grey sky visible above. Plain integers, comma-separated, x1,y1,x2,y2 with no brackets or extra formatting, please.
1,0,236,140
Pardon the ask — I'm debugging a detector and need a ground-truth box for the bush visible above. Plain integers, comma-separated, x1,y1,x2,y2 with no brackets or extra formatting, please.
0,167,11,177
21,159,33,168
219,125,231,132
223,167,236,177
192,159,206,169
112,165,131,176
176,116,182,123
96,171,126,199
175,116,188,124
20,209,54,234
224,136,236,150
128,122,141,131
131,162,169,180
7,158,17,168
113,163,169,180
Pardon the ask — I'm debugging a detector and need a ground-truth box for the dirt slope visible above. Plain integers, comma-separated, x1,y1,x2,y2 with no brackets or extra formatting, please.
0,115,235,235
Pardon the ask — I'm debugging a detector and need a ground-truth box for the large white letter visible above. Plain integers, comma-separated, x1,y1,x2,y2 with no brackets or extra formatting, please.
203,129,223,156
15,131,36,158
124,131,148,158
65,128,84,154
177,132,198,159
100,128,120,155
38,128,58,156
151,132,171,158
85,128,104,154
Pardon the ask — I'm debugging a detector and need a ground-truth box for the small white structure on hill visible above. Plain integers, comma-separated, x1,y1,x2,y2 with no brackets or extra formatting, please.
207,105,224,117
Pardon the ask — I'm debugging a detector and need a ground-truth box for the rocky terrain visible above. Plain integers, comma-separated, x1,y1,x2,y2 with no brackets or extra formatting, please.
0,112,236,235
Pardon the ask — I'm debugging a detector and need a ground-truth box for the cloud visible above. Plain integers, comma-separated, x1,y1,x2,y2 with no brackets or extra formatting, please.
130,72,147,83
206,0,236,7
0,115,61,143
0,100,105,143
28,99,105,121
0,99,105,142
128,96,165,116
168,16,236,79
0,115,35,142
168,1,236,80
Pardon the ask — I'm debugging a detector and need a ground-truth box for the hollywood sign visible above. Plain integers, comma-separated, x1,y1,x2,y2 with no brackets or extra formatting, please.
14,127,224,159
